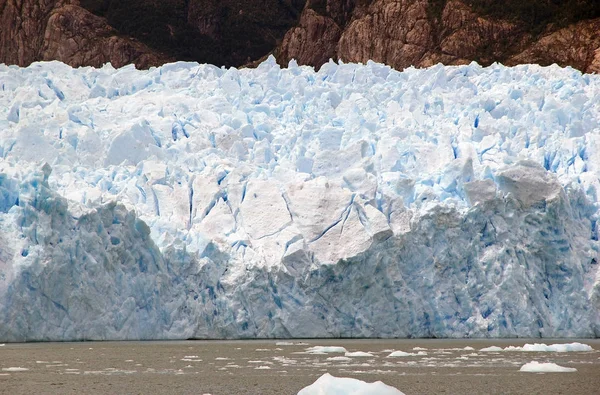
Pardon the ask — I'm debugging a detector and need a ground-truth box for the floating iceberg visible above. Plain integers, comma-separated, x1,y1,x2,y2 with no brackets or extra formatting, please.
480,342,593,352
387,351,418,357
0,57,599,341
298,373,404,395
519,361,577,373
305,346,348,354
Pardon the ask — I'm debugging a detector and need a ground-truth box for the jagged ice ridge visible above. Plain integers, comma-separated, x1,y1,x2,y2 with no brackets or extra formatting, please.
0,57,599,341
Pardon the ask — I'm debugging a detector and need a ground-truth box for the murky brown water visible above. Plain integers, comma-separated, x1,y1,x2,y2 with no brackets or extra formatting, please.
1,339,599,394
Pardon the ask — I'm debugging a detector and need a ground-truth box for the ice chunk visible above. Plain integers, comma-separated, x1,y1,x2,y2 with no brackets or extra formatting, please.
519,361,577,373
481,343,593,352
327,356,353,361
345,351,374,357
480,346,504,352
387,351,416,357
298,373,405,395
495,161,562,207
305,346,348,354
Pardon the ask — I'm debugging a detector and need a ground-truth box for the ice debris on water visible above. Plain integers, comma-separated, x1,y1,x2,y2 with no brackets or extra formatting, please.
0,57,599,341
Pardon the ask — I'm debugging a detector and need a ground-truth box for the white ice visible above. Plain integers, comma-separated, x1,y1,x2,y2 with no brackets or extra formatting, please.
519,361,577,372
345,351,374,357
481,342,593,352
0,57,600,341
327,356,353,361
306,346,348,354
387,351,417,357
297,373,405,395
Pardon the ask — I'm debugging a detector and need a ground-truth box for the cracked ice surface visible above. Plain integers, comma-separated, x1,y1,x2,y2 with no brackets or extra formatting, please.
0,57,599,341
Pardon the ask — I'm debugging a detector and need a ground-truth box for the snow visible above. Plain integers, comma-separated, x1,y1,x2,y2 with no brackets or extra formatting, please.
481,343,593,352
519,361,577,373
0,57,600,341
298,373,405,395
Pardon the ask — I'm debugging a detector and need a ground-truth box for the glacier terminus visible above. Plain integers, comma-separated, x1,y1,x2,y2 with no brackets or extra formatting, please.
0,57,599,341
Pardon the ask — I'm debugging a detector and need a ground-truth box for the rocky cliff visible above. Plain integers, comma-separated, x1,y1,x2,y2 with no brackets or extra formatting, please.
0,0,170,68
1,0,600,72
277,0,600,73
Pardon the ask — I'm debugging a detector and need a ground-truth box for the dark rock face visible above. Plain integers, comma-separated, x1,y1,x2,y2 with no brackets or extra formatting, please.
80,0,305,67
0,0,170,68
277,0,600,73
1,0,600,72
0,0,304,68
41,5,172,68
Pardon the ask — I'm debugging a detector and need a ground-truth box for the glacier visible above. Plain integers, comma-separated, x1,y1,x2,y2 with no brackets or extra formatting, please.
0,57,599,341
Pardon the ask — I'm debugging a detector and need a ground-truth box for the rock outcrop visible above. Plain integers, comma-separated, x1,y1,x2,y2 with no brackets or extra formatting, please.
276,0,600,73
0,0,169,68
507,18,600,73
1,0,600,72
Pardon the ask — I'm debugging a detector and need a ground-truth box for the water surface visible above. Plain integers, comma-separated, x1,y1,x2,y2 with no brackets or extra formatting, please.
1,339,599,394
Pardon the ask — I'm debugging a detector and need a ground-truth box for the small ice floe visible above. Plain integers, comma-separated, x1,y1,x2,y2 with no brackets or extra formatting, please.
327,356,353,362
84,369,136,375
2,367,28,372
345,351,374,357
0,344,4,347
305,346,348,354
480,346,503,352
254,366,271,370
350,370,395,375
276,342,309,346
519,361,577,373
387,351,415,357
272,356,297,365
256,349,271,351
387,350,426,357
481,343,593,352
298,373,405,395
413,347,427,351
215,357,230,361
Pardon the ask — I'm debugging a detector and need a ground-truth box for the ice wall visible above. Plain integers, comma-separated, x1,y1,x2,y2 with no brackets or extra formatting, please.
0,58,599,341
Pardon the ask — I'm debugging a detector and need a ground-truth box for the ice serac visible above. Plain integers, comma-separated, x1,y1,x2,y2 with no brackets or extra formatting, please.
0,58,599,341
